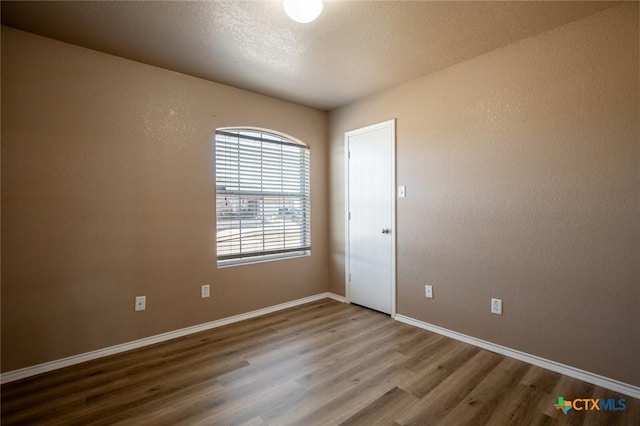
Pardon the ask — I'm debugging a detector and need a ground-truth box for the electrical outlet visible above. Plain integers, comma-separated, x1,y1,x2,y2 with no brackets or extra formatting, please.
201,284,210,298
425,284,433,299
135,296,146,311
491,298,502,315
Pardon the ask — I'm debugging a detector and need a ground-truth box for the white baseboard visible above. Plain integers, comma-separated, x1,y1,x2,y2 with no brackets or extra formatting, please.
8,295,633,400
1,292,333,385
394,314,640,400
327,292,346,303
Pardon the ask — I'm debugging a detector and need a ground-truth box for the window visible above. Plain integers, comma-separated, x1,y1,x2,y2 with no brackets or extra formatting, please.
215,128,311,266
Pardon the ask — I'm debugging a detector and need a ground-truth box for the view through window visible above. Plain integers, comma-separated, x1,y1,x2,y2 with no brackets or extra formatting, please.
215,129,311,265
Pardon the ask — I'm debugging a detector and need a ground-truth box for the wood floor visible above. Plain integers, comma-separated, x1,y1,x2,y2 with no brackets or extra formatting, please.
1,299,638,425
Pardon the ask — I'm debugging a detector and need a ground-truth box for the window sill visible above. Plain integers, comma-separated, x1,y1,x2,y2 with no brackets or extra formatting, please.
217,251,310,268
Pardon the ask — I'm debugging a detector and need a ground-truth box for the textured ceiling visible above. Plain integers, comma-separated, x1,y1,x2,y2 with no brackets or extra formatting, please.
1,1,615,111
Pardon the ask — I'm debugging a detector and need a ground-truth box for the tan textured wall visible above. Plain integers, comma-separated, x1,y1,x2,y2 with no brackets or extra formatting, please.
330,3,639,385
1,27,328,372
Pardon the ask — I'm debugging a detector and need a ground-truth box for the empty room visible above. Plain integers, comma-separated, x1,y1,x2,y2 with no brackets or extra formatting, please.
1,1,638,424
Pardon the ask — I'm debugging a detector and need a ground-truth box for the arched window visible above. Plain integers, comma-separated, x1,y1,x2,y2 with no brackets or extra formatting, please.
215,128,311,266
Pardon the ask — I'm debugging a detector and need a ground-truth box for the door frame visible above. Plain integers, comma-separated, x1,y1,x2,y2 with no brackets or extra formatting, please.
344,118,397,317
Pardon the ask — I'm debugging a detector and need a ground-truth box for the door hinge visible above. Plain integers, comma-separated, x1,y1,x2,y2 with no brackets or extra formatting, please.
348,211,351,220
348,151,351,159
348,273,351,282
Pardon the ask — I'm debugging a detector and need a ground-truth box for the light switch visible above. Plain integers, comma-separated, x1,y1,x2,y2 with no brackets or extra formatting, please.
398,185,406,198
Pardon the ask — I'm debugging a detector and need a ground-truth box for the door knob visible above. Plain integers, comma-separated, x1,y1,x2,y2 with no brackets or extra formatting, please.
381,228,391,234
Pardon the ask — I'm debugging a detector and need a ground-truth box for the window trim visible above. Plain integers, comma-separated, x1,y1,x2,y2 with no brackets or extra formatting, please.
217,250,310,268
215,128,311,267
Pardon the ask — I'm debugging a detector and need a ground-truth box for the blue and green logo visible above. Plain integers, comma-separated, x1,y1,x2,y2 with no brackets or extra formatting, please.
554,397,572,414
554,396,626,415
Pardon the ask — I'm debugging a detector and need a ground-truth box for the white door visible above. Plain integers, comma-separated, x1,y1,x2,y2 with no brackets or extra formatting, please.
345,119,396,315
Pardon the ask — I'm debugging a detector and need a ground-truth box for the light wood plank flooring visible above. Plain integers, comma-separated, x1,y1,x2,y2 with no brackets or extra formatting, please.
2,299,638,425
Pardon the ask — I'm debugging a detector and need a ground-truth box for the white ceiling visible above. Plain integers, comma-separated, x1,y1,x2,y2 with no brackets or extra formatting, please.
1,1,615,111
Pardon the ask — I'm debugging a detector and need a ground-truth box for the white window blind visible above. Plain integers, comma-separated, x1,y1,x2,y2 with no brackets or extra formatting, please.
215,129,311,264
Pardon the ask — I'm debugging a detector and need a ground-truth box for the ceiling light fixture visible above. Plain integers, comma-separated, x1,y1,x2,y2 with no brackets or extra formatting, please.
283,0,323,24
